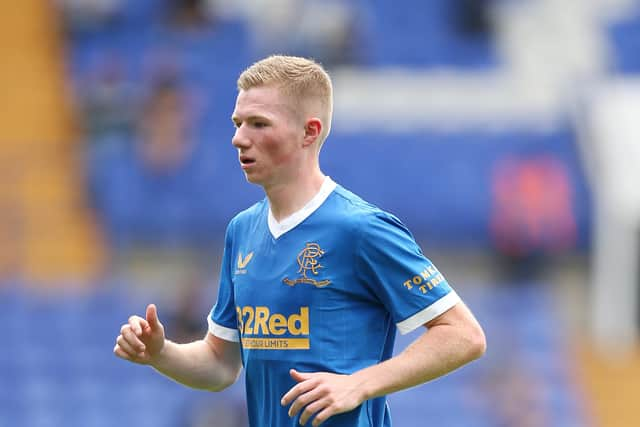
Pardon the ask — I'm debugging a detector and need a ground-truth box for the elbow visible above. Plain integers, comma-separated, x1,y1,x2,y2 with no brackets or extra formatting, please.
467,324,487,361
207,378,235,392
207,368,241,392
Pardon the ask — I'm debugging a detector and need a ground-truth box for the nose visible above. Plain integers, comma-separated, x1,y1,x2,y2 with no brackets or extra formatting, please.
232,127,250,149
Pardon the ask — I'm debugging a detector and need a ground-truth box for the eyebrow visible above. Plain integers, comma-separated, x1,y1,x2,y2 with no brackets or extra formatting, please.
231,113,271,124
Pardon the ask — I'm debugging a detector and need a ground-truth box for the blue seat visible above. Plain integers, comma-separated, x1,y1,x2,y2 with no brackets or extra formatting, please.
608,14,640,73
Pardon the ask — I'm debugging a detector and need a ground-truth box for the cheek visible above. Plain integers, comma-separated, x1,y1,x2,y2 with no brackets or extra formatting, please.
262,137,297,165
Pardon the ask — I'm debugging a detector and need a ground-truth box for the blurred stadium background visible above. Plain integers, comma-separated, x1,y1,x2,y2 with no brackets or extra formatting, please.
1,0,640,426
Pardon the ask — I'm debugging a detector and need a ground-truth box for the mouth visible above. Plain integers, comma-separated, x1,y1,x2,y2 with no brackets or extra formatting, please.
239,155,256,169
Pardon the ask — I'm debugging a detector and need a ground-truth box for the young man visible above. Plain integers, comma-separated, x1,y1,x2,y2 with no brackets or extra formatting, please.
114,55,486,427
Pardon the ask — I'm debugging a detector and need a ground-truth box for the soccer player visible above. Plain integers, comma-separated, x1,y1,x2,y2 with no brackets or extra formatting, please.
114,55,486,427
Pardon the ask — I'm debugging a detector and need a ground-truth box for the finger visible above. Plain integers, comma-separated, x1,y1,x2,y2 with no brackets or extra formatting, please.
120,326,146,352
299,398,328,426
146,304,161,331
288,387,324,418
281,376,316,406
116,335,142,357
113,344,132,360
127,316,148,336
290,368,313,382
311,406,336,427
114,343,147,364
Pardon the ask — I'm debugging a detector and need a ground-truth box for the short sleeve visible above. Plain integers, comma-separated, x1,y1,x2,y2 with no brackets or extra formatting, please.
356,212,460,334
208,220,240,342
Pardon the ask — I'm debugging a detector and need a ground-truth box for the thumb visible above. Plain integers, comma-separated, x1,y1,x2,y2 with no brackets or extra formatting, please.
146,304,162,330
290,369,312,382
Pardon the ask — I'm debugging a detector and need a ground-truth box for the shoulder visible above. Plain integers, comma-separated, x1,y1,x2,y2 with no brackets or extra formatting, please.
329,184,408,237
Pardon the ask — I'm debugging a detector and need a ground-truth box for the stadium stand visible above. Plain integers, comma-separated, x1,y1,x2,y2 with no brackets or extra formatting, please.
607,9,640,73
7,0,640,425
0,1,103,283
0,281,586,427
388,283,588,427
366,0,497,68
59,0,590,253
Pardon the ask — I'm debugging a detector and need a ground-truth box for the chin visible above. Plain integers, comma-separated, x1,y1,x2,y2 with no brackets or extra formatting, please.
244,173,262,185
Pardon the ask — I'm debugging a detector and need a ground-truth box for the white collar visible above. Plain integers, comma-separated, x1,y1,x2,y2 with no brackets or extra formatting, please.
267,176,337,239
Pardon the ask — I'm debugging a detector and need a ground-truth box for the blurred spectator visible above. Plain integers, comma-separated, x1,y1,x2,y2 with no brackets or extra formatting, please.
84,71,226,298
165,0,217,31
137,74,195,174
78,56,137,143
165,274,209,343
455,0,494,37
223,0,365,67
490,154,577,281
85,72,209,249
292,0,366,66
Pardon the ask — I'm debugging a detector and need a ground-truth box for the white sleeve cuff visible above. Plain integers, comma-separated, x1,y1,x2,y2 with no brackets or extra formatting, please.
396,290,461,335
208,317,240,342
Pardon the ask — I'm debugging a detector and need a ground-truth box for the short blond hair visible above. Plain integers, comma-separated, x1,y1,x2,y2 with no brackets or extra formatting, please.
237,55,333,145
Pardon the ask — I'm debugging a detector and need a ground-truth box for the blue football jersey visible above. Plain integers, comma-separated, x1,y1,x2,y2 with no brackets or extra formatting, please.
208,177,460,427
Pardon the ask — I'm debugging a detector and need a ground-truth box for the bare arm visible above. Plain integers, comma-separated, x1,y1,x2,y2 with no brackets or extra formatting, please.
114,304,242,392
282,301,486,426
151,333,242,391
353,300,486,398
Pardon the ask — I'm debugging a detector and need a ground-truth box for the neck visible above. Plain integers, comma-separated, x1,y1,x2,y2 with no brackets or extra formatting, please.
265,167,326,222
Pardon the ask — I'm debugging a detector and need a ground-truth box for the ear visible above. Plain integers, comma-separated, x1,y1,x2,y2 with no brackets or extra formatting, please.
303,118,322,147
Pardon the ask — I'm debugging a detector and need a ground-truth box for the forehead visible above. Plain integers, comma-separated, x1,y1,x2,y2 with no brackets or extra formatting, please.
232,85,296,119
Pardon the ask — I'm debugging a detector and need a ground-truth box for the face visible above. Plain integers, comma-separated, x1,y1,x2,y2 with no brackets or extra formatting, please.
231,85,307,188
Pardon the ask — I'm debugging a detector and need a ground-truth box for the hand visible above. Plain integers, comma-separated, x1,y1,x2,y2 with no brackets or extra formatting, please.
114,304,166,365
281,369,365,426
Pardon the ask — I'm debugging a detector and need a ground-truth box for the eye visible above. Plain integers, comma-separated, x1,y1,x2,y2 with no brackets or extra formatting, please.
253,121,267,129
